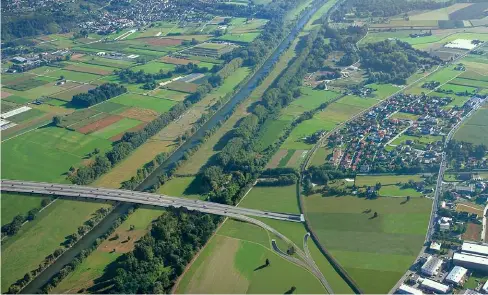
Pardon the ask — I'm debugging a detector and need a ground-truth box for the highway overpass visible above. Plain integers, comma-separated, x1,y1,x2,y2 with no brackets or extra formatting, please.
1,179,304,223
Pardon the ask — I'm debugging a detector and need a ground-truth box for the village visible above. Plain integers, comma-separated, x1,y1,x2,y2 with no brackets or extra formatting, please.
323,93,484,175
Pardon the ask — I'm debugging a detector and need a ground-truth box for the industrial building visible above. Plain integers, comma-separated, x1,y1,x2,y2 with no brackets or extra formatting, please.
396,284,423,295
482,280,488,293
453,253,488,272
462,242,488,257
445,266,467,285
421,256,443,276
419,278,450,294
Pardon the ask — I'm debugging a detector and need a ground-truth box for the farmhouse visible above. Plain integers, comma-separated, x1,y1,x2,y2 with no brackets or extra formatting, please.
444,266,468,285
421,256,443,276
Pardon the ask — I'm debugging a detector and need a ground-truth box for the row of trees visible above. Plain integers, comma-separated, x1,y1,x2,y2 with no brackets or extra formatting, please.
1,197,53,238
331,0,453,20
116,62,218,85
71,83,127,107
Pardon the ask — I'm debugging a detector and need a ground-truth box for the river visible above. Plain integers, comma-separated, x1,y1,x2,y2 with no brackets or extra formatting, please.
21,1,326,292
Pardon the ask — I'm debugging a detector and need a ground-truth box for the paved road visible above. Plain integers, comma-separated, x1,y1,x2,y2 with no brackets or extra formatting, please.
0,179,302,223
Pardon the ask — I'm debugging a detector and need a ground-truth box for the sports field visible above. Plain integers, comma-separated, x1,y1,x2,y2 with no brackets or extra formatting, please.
454,108,488,145
303,195,432,293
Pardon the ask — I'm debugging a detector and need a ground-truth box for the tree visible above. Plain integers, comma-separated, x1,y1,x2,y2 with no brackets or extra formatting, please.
265,258,270,266
59,75,65,80
375,182,382,191
373,212,378,218
52,116,62,126
406,196,411,202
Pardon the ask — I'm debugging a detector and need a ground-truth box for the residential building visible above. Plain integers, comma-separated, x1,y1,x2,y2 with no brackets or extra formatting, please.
444,266,467,285
430,241,442,252
421,256,443,276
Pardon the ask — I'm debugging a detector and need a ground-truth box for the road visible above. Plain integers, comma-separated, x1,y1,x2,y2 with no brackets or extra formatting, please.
1,179,303,223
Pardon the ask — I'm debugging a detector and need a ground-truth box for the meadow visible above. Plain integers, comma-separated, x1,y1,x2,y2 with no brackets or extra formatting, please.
129,61,176,74
1,200,112,292
91,118,142,139
1,127,112,182
158,176,202,200
454,108,488,145
176,184,354,294
109,93,176,113
1,193,48,226
303,195,432,293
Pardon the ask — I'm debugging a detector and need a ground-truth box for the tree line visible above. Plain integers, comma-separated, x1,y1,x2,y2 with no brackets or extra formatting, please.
71,83,127,107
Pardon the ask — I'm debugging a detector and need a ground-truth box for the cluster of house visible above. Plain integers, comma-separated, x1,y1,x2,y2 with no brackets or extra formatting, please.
397,242,488,294
7,50,71,73
325,94,474,173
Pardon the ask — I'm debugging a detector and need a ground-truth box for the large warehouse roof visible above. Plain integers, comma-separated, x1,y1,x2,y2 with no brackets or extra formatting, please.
462,242,488,256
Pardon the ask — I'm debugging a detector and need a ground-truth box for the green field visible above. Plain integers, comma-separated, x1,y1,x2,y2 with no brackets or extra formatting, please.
450,77,488,89
391,134,443,147
91,101,128,113
80,56,135,69
91,117,142,139
303,195,432,293
1,193,48,226
217,32,261,43
355,174,423,187
33,67,102,82
281,88,341,117
391,112,420,121
177,184,353,294
1,200,112,292
158,176,203,200
110,93,176,113
130,61,176,74
407,66,460,95
238,185,300,214
439,83,477,94
7,108,45,123
281,117,337,150
454,108,488,145
2,127,112,182
151,88,189,101
366,83,401,99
